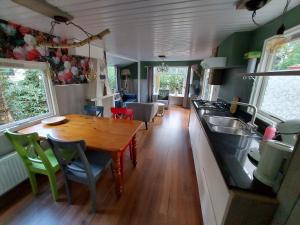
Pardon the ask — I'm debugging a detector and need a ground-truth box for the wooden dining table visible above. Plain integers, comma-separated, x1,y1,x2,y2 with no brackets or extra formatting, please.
18,114,143,197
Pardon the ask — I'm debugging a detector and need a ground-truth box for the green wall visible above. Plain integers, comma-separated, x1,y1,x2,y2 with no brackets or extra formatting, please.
218,31,254,67
120,62,138,79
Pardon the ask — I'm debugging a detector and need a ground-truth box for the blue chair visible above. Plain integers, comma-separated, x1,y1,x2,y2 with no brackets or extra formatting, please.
47,135,112,212
84,105,104,117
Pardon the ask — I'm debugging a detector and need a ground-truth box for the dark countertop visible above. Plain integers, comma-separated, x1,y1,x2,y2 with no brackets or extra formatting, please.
191,100,276,197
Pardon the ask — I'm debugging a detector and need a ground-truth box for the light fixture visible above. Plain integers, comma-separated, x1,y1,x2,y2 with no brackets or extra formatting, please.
157,55,168,72
121,69,131,91
12,0,111,83
266,0,291,53
12,0,110,49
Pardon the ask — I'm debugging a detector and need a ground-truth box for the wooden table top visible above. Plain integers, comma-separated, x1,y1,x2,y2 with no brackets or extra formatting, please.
18,114,143,152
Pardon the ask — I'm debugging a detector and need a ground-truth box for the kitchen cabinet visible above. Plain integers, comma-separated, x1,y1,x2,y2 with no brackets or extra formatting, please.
189,107,278,225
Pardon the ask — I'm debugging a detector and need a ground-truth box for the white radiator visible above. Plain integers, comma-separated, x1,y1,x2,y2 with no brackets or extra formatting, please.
0,152,28,196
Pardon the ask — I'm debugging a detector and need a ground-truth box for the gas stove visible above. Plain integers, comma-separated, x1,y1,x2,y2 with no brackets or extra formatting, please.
193,100,229,112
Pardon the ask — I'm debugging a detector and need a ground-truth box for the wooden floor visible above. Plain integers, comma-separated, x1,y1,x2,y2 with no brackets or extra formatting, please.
0,107,203,225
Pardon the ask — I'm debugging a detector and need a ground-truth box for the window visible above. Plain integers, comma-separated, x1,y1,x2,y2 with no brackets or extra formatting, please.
250,26,300,122
0,59,57,130
153,66,188,96
107,66,117,92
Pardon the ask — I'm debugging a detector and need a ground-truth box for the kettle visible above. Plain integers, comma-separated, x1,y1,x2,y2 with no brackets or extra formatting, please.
254,140,293,187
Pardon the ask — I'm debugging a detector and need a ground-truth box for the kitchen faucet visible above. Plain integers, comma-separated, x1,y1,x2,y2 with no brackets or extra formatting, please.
231,101,258,131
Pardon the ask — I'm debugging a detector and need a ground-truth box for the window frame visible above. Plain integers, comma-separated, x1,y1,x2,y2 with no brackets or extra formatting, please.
0,58,59,132
249,24,300,124
153,66,188,96
107,65,118,92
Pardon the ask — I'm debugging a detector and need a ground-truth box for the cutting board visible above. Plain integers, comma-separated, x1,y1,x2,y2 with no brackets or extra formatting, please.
230,96,240,114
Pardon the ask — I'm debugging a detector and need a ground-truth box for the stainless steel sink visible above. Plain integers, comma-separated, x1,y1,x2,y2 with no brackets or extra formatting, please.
210,126,250,136
203,115,252,136
204,116,247,129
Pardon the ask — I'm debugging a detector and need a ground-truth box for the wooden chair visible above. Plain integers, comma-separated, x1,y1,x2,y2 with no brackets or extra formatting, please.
5,130,60,201
84,105,104,117
47,135,112,212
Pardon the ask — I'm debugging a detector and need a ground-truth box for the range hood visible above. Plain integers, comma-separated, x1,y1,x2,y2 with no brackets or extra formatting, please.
200,57,227,69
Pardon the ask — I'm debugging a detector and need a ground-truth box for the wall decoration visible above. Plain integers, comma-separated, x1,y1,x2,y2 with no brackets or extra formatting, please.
0,19,94,85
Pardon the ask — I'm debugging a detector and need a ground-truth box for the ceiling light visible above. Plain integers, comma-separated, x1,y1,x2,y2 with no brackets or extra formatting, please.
157,55,169,73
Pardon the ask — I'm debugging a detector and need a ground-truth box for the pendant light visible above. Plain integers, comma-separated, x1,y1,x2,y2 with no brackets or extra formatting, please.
157,55,169,72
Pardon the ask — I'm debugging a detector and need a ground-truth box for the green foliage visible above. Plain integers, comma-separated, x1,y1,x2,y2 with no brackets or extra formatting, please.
0,68,49,122
272,39,300,71
107,66,117,91
157,67,188,94
159,73,185,94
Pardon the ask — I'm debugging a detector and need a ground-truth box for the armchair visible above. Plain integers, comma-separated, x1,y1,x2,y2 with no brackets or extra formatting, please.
126,102,158,130
156,89,170,109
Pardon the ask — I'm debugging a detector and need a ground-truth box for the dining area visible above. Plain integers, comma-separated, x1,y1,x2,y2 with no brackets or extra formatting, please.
4,107,143,213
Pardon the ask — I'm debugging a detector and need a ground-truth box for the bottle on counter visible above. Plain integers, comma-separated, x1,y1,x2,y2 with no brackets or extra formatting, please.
263,125,277,140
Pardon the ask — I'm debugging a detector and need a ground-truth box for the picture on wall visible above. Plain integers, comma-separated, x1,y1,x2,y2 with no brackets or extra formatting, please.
0,19,94,85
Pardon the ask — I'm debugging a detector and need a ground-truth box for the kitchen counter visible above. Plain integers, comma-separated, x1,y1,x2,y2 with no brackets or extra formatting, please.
191,100,276,197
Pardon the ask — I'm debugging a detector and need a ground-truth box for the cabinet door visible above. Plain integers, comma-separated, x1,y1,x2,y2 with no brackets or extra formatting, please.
189,109,217,225
198,125,230,225
201,168,217,225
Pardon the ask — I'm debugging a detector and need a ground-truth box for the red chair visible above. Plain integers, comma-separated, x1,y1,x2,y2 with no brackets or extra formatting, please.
111,107,135,175
111,108,134,120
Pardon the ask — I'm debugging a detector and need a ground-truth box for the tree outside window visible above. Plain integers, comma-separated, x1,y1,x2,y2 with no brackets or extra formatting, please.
0,68,49,125
107,66,117,92
153,67,188,95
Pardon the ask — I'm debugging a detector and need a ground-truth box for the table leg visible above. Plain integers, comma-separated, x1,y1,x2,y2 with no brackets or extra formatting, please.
112,151,123,197
132,134,137,167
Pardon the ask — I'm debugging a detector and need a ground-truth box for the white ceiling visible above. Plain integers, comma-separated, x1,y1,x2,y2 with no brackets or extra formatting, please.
106,52,137,66
0,0,300,61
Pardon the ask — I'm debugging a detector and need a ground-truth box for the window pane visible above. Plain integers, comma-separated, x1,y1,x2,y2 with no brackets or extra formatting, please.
270,38,300,71
107,66,117,91
0,67,49,125
153,67,188,95
259,76,300,120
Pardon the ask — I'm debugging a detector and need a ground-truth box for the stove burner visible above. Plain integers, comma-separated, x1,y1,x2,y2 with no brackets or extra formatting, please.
194,100,228,111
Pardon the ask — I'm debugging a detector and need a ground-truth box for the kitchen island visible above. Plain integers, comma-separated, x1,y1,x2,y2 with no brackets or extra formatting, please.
189,100,278,225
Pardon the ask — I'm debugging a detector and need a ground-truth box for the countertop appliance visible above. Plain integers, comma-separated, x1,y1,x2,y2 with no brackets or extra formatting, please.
254,140,293,187
277,119,300,147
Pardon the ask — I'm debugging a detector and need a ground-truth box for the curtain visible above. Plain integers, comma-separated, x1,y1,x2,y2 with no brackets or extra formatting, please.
183,65,192,108
146,66,154,102
116,66,122,91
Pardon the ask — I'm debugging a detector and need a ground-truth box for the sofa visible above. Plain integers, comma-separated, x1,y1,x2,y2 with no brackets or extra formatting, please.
126,102,158,130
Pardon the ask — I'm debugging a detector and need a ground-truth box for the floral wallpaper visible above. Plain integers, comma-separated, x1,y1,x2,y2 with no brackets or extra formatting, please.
0,19,93,85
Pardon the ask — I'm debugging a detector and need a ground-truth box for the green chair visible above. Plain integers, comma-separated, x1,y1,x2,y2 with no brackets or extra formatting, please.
5,130,60,201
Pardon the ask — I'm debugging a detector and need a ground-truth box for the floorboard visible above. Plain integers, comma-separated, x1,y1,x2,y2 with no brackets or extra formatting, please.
0,106,203,225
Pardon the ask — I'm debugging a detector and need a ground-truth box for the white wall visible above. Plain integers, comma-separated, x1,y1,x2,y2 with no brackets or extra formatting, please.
55,84,90,115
